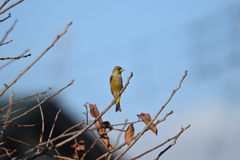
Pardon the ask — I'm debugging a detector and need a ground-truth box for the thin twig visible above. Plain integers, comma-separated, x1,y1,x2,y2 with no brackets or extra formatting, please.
5,122,37,128
0,13,11,22
52,72,133,150
0,21,72,97
46,110,61,147
15,72,133,159
107,119,128,160
0,107,26,119
36,93,44,153
0,0,10,11
153,125,191,160
96,110,173,160
0,49,30,70
74,138,79,160
83,103,88,125
80,139,98,160
114,119,128,148
0,149,16,158
114,70,188,160
61,122,85,135
0,86,50,113
45,153,74,160
0,0,24,15
0,39,12,46
4,80,74,125
111,120,141,127
90,128,108,150
0,91,14,140
0,53,31,60
131,125,190,160
155,110,173,126
0,133,43,149
0,19,17,44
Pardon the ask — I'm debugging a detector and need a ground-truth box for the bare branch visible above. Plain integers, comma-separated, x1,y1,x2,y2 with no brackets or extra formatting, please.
0,49,30,70
0,53,31,60
0,91,14,140
0,39,12,46
0,19,17,44
0,87,50,113
0,21,72,97
0,107,26,119
153,125,191,160
83,103,89,125
40,72,132,152
0,0,24,15
0,0,10,11
45,153,74,160
114,70,188,160
96,110,173,160
107,119,129,160
114,119,128,148
4,80,74,125
0,13,11,22
0,148,16,158
131,125,190,160
0,133,43,149
36,94,44,154
46,110,61,147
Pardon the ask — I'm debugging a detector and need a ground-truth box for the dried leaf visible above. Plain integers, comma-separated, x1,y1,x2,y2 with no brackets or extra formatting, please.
87,102,103,125
95,123,113,150
137,113,158,135
125,123,134,145
71,140,86,157
102,121,113,131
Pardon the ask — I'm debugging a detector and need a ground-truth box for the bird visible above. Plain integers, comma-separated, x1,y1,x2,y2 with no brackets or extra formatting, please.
110,66,124,112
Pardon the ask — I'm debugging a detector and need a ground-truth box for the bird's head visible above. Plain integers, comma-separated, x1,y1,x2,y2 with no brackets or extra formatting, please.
112,66,125,75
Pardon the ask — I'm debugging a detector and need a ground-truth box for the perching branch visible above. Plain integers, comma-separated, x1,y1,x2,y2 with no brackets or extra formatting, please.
53,72,133,149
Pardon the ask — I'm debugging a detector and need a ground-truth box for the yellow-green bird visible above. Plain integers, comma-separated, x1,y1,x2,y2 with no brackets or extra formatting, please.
110,66,125,112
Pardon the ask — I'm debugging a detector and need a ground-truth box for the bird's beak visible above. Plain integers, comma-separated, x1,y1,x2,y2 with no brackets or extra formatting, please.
120,68,125,72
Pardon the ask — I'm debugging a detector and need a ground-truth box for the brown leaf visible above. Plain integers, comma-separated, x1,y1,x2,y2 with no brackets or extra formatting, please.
95,123,113,150
102,121,113,131
137,113,158,135
87,102,103,125
125,123,134,146
71,140,86,157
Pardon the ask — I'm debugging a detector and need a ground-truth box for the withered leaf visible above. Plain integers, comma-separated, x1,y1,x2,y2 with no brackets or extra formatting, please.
71,140,86,157
125,123,134,146
137,113,158,135
95,123,113,150
102,121,113,131
87,102,103,125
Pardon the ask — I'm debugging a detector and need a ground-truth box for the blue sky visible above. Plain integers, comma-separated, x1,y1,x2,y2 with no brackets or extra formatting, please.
1,1,240,159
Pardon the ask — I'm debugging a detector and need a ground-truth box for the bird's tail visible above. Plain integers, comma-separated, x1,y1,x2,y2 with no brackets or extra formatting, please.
116,96,122,112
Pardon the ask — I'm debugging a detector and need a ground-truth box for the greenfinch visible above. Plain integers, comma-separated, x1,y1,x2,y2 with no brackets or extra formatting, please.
110,66,124,112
